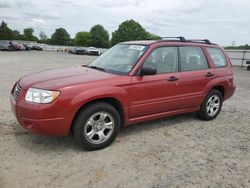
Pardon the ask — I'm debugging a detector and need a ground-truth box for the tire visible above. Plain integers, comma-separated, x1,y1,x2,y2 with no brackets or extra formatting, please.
198,89,223,120
72,102,121,150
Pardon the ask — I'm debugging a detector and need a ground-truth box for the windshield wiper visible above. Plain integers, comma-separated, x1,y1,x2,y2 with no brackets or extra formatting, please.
87,65,106,72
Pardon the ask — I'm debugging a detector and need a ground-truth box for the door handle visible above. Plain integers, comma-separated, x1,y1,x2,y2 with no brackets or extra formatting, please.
205,72,214,77
167,76,179,82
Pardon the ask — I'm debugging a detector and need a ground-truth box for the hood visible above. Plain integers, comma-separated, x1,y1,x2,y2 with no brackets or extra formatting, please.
19,66,117,90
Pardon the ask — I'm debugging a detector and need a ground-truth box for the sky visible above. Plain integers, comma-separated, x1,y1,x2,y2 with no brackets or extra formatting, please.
0,0,250,46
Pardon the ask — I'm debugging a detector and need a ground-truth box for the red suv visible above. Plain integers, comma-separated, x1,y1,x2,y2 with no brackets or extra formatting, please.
10,37,235,150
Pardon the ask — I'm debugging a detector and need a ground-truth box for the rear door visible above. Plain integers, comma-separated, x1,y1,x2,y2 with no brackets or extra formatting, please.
129,46,180,118
178,46,214,109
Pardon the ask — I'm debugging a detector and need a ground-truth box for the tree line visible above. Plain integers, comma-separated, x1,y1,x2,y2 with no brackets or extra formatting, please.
224,44,250,50
0,19,161,48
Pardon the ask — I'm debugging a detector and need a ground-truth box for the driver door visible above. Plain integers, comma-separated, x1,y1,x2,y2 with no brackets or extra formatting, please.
129,46,181,118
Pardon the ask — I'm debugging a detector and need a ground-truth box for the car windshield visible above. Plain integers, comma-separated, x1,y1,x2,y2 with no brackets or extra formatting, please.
89,44,148,75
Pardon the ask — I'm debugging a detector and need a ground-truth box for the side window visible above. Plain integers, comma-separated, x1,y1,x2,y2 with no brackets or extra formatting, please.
143,47,178,74
207,48,227,67
179,47,208,71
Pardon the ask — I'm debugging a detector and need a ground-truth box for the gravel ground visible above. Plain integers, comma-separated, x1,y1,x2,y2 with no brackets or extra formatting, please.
0,51,249,188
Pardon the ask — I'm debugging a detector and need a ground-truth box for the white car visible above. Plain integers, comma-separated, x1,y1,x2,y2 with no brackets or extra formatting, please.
86,47,100,56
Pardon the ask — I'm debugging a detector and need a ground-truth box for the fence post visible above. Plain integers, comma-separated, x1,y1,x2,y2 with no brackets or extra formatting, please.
241,51,246,69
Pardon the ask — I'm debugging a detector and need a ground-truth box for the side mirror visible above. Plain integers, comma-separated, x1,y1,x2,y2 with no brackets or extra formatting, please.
140,66,157,76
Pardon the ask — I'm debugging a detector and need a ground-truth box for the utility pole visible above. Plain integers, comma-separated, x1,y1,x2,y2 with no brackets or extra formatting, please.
232,41,235,47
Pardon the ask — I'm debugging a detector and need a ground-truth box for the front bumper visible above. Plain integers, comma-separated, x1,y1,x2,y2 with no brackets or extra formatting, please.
10,94,72,136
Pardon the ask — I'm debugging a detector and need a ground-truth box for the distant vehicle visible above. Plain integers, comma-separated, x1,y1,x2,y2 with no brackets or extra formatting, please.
32,45,43,51
69,47,77,54
75,47,87,55
23,44,32,51
69,47,86,55
10,41,22,51
20,44,25,51
0,40,15,51
85,47,100,56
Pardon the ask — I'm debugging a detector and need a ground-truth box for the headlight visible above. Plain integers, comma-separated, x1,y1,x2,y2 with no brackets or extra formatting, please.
25,88,60,104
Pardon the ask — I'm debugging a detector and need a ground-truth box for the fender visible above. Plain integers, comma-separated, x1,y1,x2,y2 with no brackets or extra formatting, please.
204,76,229,98
69,86,129,118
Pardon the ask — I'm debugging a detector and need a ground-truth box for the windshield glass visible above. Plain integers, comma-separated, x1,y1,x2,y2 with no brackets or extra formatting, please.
89,44,148,75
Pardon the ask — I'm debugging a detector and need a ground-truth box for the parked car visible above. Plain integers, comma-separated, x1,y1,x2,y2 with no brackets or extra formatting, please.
23,44,32,51
75,47,87,55
10,37,235,150
69,47,86,55
0,40,15,51
10,41,22,51
85,47,100,56
32,45,43,50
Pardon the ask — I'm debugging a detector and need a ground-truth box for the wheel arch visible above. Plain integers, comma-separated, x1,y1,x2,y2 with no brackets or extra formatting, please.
212,85,225,99
70,97,125,134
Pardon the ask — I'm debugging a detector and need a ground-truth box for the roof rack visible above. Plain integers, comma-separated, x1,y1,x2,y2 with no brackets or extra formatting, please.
185,39,211,44
161,36,186,42
160,36,212,44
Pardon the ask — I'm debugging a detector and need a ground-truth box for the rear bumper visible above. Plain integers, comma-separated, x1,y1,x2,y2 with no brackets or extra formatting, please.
10,95,72,136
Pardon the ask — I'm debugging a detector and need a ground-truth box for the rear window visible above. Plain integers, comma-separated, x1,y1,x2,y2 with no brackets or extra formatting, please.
207,48,227,67
179,47,208,71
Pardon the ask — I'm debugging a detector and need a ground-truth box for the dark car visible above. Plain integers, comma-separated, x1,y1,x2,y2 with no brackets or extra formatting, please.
32,45,43,50
69,47,86,55
23,44,32,51
11,37,235,150
75,47,86,55
0,40,15,51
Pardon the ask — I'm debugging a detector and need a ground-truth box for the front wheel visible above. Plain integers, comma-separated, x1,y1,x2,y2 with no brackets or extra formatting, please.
72,102,121,150
198,89,223,120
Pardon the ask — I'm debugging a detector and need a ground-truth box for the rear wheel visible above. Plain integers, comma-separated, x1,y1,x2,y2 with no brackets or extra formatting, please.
73,102,121,150
198,89,223,120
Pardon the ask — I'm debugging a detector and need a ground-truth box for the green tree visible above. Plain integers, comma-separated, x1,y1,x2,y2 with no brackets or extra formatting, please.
225,44,250,50
74,31,91,46
111,19,148,45
23,28,38,41
90,25,110,48
0,21,15,40
51,28,70,45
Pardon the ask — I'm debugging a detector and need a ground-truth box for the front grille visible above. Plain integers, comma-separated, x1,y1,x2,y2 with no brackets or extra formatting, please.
14,82,22,100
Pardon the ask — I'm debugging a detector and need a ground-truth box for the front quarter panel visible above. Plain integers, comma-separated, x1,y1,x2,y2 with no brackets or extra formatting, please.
67,83,131,126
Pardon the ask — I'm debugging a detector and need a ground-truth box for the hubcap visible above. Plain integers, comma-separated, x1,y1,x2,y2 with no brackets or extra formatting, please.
206,94,220,117
84,112,114,144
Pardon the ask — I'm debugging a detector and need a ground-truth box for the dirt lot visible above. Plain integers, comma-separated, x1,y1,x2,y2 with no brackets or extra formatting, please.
0,51,249,188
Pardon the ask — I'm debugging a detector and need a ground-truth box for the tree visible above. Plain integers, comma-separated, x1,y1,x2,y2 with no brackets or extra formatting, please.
0,21,15,40
74,31,91,46
51,28,70,45
23,28,38,41
90,25,110,48
39,31,48,43
111,19,148,45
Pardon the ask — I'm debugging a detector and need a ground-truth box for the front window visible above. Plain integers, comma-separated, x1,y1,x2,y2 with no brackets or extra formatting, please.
89,44,148,75
142,47,178,74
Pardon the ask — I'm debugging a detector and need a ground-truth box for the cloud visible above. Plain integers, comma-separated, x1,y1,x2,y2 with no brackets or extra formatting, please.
24,11,59,20
0,0,30,8
93,0,147,8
